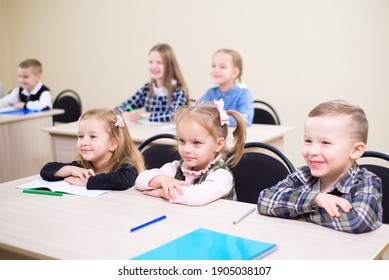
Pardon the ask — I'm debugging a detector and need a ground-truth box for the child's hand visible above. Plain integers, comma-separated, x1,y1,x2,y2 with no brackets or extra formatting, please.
149,175,189,201
64,176,88,186
142,188,165,198
71,167,95,182
122,110,141,123
13,102,25,109
54,166,95,181
140,111,151,120
314,193,353,218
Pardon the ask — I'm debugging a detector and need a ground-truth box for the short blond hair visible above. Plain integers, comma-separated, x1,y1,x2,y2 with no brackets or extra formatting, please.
19,59,42,74
308,99,368,144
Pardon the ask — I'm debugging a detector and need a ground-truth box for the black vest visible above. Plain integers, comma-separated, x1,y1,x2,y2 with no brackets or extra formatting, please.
19,84,50,110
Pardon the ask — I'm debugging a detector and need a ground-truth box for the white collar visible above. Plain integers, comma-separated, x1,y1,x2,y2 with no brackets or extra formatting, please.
153,79,177,96
22,81,43,95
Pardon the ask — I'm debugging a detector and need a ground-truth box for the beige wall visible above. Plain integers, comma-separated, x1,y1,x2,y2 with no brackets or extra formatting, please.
0,0,10,91
1,0,388,165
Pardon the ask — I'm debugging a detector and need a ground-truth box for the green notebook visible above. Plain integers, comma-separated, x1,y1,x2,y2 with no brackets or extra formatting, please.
131,228,277,260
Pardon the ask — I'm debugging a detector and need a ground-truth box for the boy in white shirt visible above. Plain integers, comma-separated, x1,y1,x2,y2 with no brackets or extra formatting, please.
0,59,52,111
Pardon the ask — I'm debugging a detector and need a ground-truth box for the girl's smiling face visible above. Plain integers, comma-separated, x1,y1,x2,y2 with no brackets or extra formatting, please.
176,118,224,171
210,51,239,92
77,117,118,168
148,51,164,87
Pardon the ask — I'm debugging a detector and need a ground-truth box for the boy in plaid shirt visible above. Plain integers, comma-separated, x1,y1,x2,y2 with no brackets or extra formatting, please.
257,100,382,233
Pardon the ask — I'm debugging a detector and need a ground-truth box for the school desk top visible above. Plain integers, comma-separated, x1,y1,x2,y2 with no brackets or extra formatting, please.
42,121,295,162
0,175,388,260
43,120,294,144
0,108,64,124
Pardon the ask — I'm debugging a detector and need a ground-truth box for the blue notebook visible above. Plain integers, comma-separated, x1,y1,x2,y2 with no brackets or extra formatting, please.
131,228,277,260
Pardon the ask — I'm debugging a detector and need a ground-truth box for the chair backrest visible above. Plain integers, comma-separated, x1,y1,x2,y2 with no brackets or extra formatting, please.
358,151,389,224
253,100,281,125
228,142,295,204
53,89,82,124
138,133,181,169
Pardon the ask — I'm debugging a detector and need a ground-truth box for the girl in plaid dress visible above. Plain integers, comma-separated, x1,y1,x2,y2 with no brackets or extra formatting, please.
116,43,189,123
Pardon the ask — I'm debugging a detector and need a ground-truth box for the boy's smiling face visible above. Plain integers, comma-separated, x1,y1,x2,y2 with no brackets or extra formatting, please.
17,67,41,92
302,115,364,186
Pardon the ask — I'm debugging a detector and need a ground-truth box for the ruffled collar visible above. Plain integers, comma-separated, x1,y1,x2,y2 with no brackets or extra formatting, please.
180,154,222,180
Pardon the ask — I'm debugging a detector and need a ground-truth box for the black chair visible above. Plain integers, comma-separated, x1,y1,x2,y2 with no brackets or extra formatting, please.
53,89,82,124
138,133,181,169
253,100,281,125
228,142,295,204
358,151,389,224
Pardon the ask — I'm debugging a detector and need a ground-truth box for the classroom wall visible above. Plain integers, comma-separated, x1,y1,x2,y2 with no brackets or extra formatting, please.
0,0,11,91
1,0,388,166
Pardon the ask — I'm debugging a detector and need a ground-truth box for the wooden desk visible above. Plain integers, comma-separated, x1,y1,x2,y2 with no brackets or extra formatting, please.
0,175,388,260
0,109,64,183
43,122,295,162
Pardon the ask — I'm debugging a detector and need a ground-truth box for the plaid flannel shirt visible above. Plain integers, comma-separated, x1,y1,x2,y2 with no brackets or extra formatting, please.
116,83,187,122
257,163,383,233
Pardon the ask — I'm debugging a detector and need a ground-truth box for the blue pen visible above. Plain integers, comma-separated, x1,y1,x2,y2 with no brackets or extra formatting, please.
130,215,167,233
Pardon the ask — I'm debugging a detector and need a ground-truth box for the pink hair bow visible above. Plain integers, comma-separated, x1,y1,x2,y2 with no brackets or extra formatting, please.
192,99,203,107
214,99,230,126
114,115,125,128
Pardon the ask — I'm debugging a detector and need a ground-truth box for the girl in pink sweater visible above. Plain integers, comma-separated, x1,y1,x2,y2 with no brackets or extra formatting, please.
135,100,246,205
